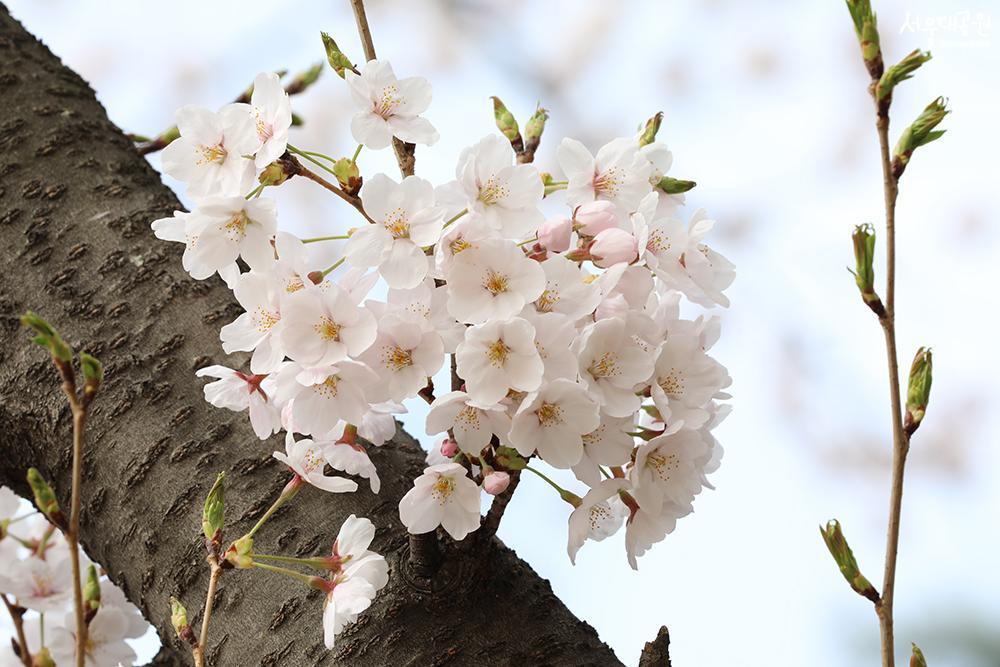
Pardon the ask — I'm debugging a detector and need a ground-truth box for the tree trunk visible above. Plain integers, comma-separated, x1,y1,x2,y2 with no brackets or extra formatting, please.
0,6,668,666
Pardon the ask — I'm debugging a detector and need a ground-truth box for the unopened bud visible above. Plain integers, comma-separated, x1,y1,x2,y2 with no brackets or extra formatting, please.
521,105,548,163
202,472,225,557
494,446,528,471
893,97,949,178
333,157,362,196
819,519,880,603
904,347,932,437
21,311,73,363
639,112,663,147
170,597,198,647
26,468,65,530
910,643,927,667
656,176,696,195
79,351,103,404
850,224,885,317
845,0,883,78
84,564,101,623
321,32,355,79
877,49,932,101
537,216,573,253
440,438,459,459
590,228,638,268
491,96,523,154
31,647,56,667
284,62,323,96
259,157,298,187
483,471,511,495
574,200,618,236
225,534,255,570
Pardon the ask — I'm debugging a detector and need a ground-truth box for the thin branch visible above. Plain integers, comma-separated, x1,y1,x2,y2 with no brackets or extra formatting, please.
349,0,416,178
59,379,87,667
193,562,223,667
873,105,909,667
3,595,31,667
285,153,375,224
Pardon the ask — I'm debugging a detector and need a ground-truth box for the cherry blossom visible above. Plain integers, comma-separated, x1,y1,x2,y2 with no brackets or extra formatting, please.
322,515,389,649
161,103,257,199
273,432,359,493
649,334,730,429
346,59,438,149
446,239,545,324
533,255,601,321
219,271,286,374
277,362,379,436
178,197,278,278
558,137,653,213
196,364,282,440
509,379,601,468
572,415,636,486
425,391,511,455
567,479,629,564
280,284,377,366
452,134,544,238
325,441,381,493
455,317,544,405
398,463,481,540
0,554,73,612
629,424,709,511
574,318,655,418
359,318,444,402
49,606,138,667
250,71,292,167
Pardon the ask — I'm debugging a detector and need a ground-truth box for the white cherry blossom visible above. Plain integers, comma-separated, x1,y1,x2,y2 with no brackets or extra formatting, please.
273,432,358,493
629,424,709,511
398,463,481,540
567,478,629,564
346,59,438,149
453,134,544,238
346,174,443,288
181,197,278,278
250,71,292,167
455,317,544,405
196,364,281,440
0,554,73,612
161,103,257,199
574,318,654,418
280,285,377,367
277,362,379,436
572,415,636,486
321,515,388,649
557,137,653,213
509,379,601,468
649,334,730,429
359,318,444,403
425,391,511,455
446,239,545,324
219,270,286,374
533,255,601,320
49,606,137,667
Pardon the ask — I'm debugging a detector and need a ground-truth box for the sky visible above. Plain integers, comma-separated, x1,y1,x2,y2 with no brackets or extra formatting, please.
2,1,998,665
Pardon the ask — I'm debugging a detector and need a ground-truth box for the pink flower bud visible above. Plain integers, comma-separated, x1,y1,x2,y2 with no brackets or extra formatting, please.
440,438,459,458
537,216,573,252
590,228,638,267
483,471,511,495
574,201,618,236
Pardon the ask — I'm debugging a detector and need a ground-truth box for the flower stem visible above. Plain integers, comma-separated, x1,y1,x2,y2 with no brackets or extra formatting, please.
244,183,265,200
321,257,346,277
59,378,87,667
352,143,363,163
301,234,350,244
254,553,336,570
195,561,222,667
524,465,568,497
287,147,375,224
442,208,468,230
246,475,303,539
251,561,321,587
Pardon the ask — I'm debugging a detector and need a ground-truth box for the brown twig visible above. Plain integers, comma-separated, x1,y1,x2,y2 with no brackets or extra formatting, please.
349,0,416,178
193,561,223,667
285,153,375,224
57,371,87,667
3,595,31,666
872,97,909,667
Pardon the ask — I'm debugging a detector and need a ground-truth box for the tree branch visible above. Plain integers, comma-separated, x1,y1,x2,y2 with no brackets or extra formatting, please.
638,626,671,667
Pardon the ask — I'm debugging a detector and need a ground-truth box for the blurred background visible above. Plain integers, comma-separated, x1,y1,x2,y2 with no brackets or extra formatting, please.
3,0,997,665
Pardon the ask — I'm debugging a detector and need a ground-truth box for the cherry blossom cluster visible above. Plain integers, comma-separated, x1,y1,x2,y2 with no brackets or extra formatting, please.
153,56,732,644
0,486,148,666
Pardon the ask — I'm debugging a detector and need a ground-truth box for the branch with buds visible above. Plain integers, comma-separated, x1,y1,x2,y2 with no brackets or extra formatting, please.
827,3,946,665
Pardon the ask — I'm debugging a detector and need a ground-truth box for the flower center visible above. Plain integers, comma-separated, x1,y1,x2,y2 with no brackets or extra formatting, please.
536,402,564,427
382,345,413,371
478,175,509,205
536,288,558,312
198,142,227,165
647,452,679,481
315,375,340,398
589,503,612,529
374,85,402,119
384,207,410,239
457,405,481,428
483,269,509,296
486,339,510,367
303,447,325,474
588,352,619,378
285,276,305,293
449,237,473,255
255,111,274,142
315,316,341,341
431,476,455,503
658,368,684,398
647,229,671,254
252,305,280,333
593,166,624,198
224,211,251,241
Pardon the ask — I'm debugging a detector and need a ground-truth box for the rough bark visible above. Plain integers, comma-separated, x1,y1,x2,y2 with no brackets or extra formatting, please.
0,6,645,667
